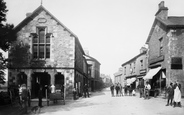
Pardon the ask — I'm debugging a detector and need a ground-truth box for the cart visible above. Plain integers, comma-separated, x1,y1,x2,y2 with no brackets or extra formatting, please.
48,90,65,105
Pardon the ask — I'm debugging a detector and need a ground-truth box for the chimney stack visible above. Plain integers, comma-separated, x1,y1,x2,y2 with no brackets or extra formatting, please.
155,1,168,20
158,1,165,9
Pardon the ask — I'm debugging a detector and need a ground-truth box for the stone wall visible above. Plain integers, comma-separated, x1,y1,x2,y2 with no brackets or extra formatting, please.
10,10,75,68
166,29,184,96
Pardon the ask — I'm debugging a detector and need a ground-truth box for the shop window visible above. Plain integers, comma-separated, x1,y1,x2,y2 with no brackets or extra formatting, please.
171,57,182,69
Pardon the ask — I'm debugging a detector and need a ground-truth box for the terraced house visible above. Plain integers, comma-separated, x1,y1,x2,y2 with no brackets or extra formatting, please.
7,5,88,99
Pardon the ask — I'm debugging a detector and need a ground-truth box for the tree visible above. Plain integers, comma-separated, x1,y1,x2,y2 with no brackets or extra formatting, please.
0,0,15,84
0,52,6,84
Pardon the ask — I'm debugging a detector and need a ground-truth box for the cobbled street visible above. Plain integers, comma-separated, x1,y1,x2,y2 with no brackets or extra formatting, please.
29,88,184,115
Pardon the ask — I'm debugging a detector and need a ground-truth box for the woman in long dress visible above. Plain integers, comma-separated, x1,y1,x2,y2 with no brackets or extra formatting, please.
173,82,182,107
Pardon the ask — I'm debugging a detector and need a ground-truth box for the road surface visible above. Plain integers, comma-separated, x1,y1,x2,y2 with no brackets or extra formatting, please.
31,88,184,115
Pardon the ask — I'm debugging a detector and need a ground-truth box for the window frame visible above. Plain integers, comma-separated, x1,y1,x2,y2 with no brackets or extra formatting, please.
171,57,183,69
32,26,51,60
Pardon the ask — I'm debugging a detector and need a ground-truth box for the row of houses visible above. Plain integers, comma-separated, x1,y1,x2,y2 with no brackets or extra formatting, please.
4,5,101,99
114,1,184,97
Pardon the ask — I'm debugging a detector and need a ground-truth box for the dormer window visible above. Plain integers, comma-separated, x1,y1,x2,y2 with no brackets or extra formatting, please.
32,27,51,59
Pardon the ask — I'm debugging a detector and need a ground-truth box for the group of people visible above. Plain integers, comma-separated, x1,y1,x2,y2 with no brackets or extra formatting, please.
18,84,43,108
166,81,182,107
138,81,151,99
110,83,136,97
113,80,182,108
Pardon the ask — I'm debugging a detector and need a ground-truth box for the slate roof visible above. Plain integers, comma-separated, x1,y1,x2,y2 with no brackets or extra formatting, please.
121,51,146,67
146,16,184,44
84,55,101,65
157,16,184,27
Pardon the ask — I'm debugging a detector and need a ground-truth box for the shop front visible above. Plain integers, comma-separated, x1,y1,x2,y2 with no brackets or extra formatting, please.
144,67,166,97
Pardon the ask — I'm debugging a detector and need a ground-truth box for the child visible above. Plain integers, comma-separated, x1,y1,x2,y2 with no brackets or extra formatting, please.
132,89,136,96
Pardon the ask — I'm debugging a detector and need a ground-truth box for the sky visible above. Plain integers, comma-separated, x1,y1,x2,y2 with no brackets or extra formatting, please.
4,0,184,79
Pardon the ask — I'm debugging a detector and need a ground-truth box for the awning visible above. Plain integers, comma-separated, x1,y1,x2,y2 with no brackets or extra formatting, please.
126,77,136,85
143,67,161,80
162,72,166,78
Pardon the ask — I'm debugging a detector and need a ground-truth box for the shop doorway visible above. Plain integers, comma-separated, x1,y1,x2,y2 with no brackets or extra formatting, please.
31,72,50,98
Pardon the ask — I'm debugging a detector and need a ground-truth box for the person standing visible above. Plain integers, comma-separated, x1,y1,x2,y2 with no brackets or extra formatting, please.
138,79,144,98
124,85,128,96
119,84,123,96
18,85,23,108
144,81,151,99
21,84,28,113
165,83,174,106
110,84,115,97
84,84,89,98
38,86,43,107
128,85,132,96
173,82,182,107
51,84,55,93
115,83,120,97
27,87,31,107
73,88,77,100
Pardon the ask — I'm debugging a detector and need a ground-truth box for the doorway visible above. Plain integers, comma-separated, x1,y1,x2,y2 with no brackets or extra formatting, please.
54,73,64,93
31,72,50,98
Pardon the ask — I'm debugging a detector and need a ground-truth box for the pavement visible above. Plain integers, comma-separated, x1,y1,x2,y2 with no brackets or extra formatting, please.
0,89,184,115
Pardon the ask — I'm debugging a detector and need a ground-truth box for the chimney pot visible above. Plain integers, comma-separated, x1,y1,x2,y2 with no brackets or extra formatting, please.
26,13,32,17
159,1,165,9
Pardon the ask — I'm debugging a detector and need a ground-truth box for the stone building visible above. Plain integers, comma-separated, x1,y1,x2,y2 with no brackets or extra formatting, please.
114,68,124,86
84,54,101,91
114,47,147,89
121,49,147,89
101,74,112,88
145,1,184,96
8,5,88,99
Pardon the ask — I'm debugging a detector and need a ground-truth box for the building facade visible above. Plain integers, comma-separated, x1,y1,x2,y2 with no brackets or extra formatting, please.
8,5,88,99
84,55,101,91
121,50,147,89
101,74,112,88
114,67,124,86
145,1,184,96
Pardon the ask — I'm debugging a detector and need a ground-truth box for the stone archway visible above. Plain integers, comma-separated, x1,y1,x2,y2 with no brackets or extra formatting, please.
54,72,64,93
31,72,51,98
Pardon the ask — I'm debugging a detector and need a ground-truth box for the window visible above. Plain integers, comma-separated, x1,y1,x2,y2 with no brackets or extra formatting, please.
124,67,126,75
140,60,143,69
159,37,163,56
134,62,136,73
171,57,182,69
33,27,50,59
129,64,132,74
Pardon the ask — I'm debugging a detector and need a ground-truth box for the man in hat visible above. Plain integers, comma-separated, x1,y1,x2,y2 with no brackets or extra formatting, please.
166,83,174,106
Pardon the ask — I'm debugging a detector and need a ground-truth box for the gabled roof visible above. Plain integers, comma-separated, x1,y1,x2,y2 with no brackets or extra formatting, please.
84,55,101,65
146,16,184,44
14,5,77,37
121,51,146,67
14,5,85,55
